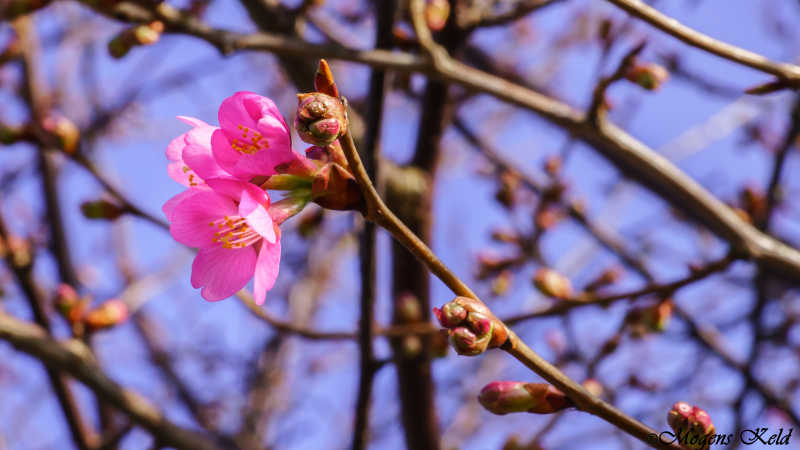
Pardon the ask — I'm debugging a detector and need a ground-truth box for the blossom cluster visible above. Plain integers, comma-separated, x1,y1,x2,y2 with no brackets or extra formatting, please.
163,91,348,305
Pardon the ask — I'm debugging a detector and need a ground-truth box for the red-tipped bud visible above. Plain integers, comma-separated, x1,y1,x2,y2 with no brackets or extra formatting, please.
310,163,363,211
433,301,466,328
535,206,563,229
434,296,509,356
294,93,347,146
533,268,573,299
628,299,674,337
450,326,489,356
667,402,716,449
84,299,129,331
425,0,450,31
41,114,79,154
478,382,573,415
81,199,124,220
314,59,339,98
625,63,669,91
54,284,88,324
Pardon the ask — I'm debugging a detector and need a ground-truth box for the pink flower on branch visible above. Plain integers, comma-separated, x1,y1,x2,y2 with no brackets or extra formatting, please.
166,179,286,305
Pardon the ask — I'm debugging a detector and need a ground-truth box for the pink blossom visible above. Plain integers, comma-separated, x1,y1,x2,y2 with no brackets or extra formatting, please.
165,179,282,305
211,91,314,179
165,116,229,188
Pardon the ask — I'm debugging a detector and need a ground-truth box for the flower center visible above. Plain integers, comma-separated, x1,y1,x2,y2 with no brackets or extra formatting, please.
209,216,261,249
230,124,269,155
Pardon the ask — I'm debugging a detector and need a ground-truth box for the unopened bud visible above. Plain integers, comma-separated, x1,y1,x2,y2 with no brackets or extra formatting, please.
108,21,163,59
479,382,572,415
535,206,562,229
533,268,573,299
433,301,466,328
584,266,624,292
625,63,669,90
396,293,422,322
490,270,513,296
81,199,124,220
490,228,519,244
628,299,674,336
495,170,520,208
295,93,347,146
434,296,509,356
41,114,79,154
54,284,87,324
544,155,562,176
667,402,716,449
582,378,604,397
5,235,31,268
425,0,450,31
310,163,363,210
84,299,129,331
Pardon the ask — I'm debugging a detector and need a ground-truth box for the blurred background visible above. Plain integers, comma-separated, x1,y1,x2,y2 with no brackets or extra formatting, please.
0,0,799,449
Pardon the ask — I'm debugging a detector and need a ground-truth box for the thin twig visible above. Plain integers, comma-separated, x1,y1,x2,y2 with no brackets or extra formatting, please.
604,0,800,85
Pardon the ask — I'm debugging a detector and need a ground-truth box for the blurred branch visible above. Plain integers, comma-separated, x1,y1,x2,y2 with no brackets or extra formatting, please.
587,41,645,124
604,0,800,86
758,95,800,230
0,311,224,450
462,0,566,30
503,253,735,325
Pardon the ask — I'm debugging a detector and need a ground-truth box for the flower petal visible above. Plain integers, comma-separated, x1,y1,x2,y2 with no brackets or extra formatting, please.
239,186,275,243
163,188,205,222
253,237,281,305
177,116,208,128
191,244,257,301
212,92,296,179
169,190,237,248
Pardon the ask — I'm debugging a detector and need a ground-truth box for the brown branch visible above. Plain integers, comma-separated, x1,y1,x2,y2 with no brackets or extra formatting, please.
0,311,223,450
604,0,800,85
503,254,735,325
339,112,680,450
587,41,646,124
462,0,566,30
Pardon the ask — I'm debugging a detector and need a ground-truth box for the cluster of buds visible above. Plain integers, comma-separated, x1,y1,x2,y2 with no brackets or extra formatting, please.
53,284,129,334
626,299,674,337
108,21,164,59
667,402,716,450
41,113,79,154
433,296,509,356
80,199,124,221
625,62,669,91
478,381,573,415
532,268,573,299
294,93,347,147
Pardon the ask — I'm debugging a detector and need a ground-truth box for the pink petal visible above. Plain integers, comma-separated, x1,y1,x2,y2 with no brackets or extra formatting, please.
177,116,208,128
253,237,281,305
191,245,257,301
167,160,192,187
162,188,205,222
166,133,185,162
169,190,237,248
212,92,295,179
183,142,230,182
239,187,276,243
205,177,249,201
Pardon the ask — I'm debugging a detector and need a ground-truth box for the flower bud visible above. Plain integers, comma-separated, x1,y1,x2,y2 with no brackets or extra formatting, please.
108,21,163,59
54,284,88,324
490,270,513,296
4,235,32,268
434,296,509,356
433,301,466,328
582,378,604,398
41,114,79,154
294,93,347,146
584,266,624,292
81,199,124,220
425,0,450,31
450,326,490,356
478,382,573,415
628,299,674,337
396,293,423,323
310,163,363,211
533,268,573,299
667,402,716,449
625,63,669,91
84,299,129,331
